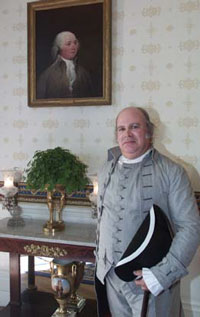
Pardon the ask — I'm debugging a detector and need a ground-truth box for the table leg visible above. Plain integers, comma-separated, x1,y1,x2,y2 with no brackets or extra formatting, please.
10,253,21,306
27,256,37,290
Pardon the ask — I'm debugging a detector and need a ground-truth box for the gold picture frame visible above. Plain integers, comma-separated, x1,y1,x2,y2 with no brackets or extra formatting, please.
28,0,111,107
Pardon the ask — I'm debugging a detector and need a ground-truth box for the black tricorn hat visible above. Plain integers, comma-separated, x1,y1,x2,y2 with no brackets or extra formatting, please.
115,205,173,282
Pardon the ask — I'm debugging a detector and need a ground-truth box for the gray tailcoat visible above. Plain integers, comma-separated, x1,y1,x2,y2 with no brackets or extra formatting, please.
95,147,200,316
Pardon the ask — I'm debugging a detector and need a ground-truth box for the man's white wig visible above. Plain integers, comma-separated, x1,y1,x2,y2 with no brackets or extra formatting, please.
51,31,79,61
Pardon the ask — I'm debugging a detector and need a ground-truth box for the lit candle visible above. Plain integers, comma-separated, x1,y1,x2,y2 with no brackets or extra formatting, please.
93,180,98,196
4,177,14,188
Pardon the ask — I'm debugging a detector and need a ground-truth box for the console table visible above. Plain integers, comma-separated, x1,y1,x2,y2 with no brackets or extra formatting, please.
0,217,96,317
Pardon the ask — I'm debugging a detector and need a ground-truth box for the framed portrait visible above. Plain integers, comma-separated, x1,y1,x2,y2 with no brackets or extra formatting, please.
27,0,112,107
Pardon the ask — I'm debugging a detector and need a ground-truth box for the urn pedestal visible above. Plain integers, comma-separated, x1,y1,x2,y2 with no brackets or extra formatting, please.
44,185,66,234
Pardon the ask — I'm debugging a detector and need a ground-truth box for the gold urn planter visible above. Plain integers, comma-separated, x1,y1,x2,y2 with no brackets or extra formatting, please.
25,147,89,234
43,184,66,234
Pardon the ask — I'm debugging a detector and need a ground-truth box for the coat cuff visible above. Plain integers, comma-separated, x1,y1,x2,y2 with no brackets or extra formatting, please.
150,253,188,289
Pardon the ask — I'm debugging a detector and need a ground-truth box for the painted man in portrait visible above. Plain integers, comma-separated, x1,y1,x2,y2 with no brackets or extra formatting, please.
37,31,94,99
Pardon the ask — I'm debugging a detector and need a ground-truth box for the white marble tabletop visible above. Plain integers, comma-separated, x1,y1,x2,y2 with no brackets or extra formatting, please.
0,217,96,247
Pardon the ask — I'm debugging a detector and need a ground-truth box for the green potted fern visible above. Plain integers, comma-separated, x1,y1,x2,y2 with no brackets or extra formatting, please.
25,147,89,232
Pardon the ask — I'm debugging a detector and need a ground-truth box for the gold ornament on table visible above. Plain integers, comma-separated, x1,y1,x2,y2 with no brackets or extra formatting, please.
25,147,89,234
50,259,85,317
24,244,67,257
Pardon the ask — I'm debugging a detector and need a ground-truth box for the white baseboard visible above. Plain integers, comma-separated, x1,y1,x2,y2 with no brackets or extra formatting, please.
0,291,9,307
0,275,9,292
0,272,9,306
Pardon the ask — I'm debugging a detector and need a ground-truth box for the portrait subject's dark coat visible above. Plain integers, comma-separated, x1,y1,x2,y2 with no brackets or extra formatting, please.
37,57,94,99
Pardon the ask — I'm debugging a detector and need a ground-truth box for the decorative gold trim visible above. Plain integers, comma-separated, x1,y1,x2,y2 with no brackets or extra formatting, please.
24,244,68,257
0,181,92,207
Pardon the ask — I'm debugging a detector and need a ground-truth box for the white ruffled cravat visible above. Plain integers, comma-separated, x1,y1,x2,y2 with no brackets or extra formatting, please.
61,57,76,91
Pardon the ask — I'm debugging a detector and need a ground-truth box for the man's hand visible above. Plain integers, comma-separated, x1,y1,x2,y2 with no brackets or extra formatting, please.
134,270,149,291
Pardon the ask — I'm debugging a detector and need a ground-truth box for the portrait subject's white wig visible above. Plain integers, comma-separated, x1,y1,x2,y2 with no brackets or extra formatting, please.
51,31,80,61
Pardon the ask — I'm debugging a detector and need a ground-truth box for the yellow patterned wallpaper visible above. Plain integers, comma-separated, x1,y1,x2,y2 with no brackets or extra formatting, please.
0,0,200,189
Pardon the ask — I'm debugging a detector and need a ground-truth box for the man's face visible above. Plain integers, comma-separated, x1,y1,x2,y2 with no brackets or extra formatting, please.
116,108,151,159
60,33,79,60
